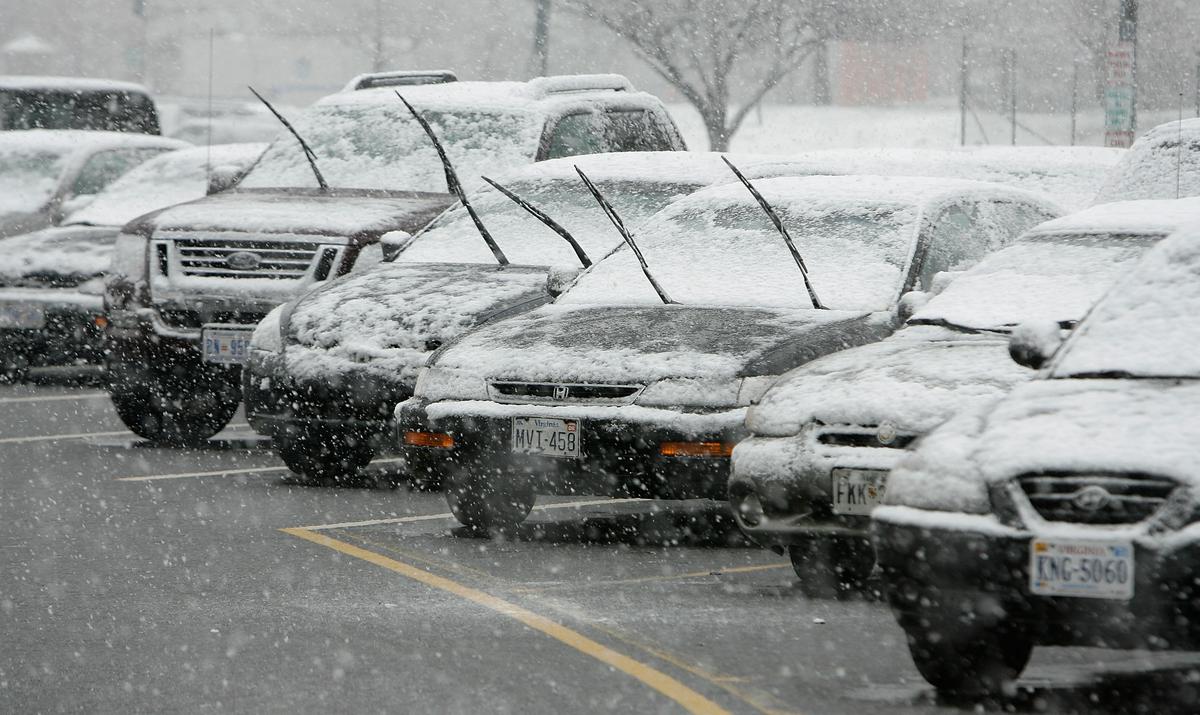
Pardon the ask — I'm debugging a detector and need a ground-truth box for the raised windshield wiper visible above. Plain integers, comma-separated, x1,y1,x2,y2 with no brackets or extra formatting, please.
479,176,591,268
721,156,825,310
396,92,508,266
906,317,986,334
574,166,674,305
248,86,328,192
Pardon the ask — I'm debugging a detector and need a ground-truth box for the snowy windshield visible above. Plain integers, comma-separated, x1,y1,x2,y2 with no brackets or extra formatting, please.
0,145,67,216
237,103,541,192
396,177,700,267
911,232,1161,333
560,187,915,310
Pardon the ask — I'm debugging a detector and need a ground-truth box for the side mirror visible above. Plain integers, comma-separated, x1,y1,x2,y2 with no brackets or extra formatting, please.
896,290,929,324
1009,320,1064,370
546,266,581,297
380,230,414,261
206,165,243,195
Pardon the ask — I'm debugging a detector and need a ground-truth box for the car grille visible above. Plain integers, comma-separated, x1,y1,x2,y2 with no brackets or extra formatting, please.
1017,472,1179,525
816,427,917,450
170,236,336,280
489,381,642,405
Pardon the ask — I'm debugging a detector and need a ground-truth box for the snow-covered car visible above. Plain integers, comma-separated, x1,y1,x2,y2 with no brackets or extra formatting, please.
0,143,264,376
1,76,160,134
871,221,1200,695
0,129,185,238
103,72,685,446
1094,118,1200,203
396,175,1060,533
728,198,1200,596
244,151,800,483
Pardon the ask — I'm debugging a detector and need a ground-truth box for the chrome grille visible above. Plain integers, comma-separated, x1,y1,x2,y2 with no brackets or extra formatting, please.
172,237,328,279
817,430,917,450
1017,472,1178,525
489,381,642,405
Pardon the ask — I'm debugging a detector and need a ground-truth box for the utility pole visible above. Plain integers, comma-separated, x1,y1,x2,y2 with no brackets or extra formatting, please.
958,35,968,146
530,0,551,77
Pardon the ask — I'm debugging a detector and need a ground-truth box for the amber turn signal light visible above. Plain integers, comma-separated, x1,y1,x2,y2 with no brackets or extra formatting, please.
93,315,109,329
659,441,734,458
403,431,455,449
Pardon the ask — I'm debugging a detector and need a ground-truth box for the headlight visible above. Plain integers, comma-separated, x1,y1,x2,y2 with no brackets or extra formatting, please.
636,378,738,408
882,408,992,514
412,365,488,401
251,305,284,353
104,232,150,310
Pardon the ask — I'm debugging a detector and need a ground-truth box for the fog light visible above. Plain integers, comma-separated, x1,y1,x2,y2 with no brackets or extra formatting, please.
403,431,454,449
735,492,765,527
659,441,734,458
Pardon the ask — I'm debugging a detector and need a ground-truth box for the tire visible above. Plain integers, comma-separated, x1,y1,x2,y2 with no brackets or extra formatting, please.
275,432,373,485
788,536,875,599
109,351,241,446
444,469,535,536
904,617,1033,694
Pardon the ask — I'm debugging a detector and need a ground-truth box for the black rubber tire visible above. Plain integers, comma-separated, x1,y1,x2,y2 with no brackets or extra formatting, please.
275,432,373,485
444,470,535,536
788,536,875,599
904,618,1033,695
109,354,241,447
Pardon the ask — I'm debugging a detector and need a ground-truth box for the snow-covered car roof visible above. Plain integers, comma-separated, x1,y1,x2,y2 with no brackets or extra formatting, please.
1050,222,1200,380
557,174,1049,312
323,74,653,114
1025,196,1200,237
0,75,152,95
0,129,182,154
1094,118,1200,203
63,142,265,228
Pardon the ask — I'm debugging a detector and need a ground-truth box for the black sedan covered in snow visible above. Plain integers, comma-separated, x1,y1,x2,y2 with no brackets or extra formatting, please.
397,174,1059,533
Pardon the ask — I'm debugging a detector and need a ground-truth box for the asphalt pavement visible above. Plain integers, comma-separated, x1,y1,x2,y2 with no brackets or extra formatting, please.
3,377,1199,714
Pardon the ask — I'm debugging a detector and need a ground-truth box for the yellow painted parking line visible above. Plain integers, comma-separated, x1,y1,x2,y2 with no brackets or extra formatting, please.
0,429,132,445
0,392,108,404
300,497,648,531
116,457,404,482
281,526,730,715
509,563,791,593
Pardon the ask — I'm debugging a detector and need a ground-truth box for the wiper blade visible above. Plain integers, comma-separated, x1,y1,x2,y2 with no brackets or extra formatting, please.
721,156,825,310
480,176,591,268
906,317,985,334
397,92,508,266
574,166,673,305
248,86,328,192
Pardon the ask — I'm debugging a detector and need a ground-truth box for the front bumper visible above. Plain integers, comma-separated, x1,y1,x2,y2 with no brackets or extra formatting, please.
397,399,746,500
0,288,106,367
872,506,1200,650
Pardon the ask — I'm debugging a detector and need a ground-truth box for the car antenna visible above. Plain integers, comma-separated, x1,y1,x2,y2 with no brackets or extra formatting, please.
397,92,508,266
574,166,674,305
1177,91,1185,199
721,156,826,310
247,86,329,192
480,176,591,268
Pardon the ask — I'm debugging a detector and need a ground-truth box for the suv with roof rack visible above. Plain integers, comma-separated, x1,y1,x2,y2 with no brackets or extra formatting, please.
103,71,685,445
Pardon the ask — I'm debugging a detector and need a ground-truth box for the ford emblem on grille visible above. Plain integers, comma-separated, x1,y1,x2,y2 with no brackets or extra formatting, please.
552,385,570,400
226,251,262,271
1072,485,1112,512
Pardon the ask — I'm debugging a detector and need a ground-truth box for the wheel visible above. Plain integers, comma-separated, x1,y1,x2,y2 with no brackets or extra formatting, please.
444,469,535,536
904,617,1033,694
108,350,241,446
788,536,875,599
275,432,373,485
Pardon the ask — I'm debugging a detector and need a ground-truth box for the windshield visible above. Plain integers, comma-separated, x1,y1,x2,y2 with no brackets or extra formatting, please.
237,103,542,192
1052,231,1200,379
0,145,67,216
558,192,916,309
911,232,1162,333
395,177,701,267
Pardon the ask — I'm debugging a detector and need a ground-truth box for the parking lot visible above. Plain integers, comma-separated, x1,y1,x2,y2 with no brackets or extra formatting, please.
0,376,1196,714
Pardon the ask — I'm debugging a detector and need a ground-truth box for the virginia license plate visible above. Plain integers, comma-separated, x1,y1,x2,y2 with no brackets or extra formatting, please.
511,416,581,458
202,326,252,365
0,301,45,329
1029,538,1134,600
831,468,887,515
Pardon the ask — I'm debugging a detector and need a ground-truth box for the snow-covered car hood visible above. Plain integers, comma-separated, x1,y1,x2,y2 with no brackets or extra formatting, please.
280,261,551,383
0,224,117,286
746,326,1031,436
133,189,452,240
424,304,891,392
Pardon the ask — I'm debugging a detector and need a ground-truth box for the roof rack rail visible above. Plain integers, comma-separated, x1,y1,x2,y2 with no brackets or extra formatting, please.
527,74,634,98
342,70,457,92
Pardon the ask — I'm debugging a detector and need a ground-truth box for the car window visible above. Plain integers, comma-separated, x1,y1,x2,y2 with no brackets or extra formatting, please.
546,110,677,160
545,113,609,159
917,202,980,289
604,110,674,151
70,148,164,197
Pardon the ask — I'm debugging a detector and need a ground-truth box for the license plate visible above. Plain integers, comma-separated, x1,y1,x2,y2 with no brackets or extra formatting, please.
202,327,252,365
511,416,581,458
1029,538,1134,600
0,302,45,329
831,468,887,515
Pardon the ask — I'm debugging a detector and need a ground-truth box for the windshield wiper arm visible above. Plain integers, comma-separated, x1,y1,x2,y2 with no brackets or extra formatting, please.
721,156,825,310
248,86,328,192
574,166,673,305
397,92,508,266
480,176,591,268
